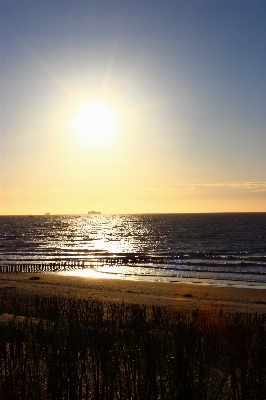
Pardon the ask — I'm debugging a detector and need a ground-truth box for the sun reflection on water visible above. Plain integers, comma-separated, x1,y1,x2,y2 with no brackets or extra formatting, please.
62,268,120,280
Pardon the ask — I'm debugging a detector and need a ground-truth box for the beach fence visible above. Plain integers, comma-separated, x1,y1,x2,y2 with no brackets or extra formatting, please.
0,260,85,274
0,254,168,274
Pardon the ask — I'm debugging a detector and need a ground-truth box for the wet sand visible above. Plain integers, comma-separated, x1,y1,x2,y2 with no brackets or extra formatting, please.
1,272,266,313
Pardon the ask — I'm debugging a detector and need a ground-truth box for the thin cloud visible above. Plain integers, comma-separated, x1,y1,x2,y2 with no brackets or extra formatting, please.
0,189,62,198
176,182,266,190
131,182,266,192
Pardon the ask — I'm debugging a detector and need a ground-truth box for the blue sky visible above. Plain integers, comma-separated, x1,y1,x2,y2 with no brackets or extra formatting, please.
1,1,266,214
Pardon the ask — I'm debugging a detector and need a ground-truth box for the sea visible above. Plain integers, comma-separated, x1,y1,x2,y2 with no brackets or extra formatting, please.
0,213,266,288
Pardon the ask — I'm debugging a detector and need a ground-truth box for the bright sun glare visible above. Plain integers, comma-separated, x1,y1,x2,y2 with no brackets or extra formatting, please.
72,101,117,144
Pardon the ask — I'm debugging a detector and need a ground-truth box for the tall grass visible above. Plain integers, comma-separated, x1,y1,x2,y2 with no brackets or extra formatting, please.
0,295,265,399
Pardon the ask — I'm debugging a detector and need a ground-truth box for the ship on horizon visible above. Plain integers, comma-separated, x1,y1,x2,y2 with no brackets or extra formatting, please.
88,211,101,215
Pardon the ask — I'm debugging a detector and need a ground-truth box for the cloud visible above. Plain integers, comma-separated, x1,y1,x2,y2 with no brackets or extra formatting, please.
130,181,266,193
175,181,266,191
0,189,62,198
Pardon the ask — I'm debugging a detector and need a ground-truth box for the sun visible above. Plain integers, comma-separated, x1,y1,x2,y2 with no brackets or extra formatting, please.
72,101,117,144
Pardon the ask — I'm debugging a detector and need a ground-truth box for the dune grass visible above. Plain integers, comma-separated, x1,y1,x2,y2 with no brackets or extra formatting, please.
0,295,265,399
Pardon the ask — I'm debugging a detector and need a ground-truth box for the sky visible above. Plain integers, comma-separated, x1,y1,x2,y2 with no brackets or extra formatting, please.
0,0,266,215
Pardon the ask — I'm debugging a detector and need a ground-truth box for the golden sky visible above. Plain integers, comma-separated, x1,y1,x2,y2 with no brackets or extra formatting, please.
1,1,266,214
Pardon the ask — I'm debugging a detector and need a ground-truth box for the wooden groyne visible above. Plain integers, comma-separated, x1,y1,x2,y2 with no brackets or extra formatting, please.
0,255,168,274
0,261,85,274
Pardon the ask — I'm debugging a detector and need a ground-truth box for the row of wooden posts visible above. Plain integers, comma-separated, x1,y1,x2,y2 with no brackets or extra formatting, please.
0,255,165,274
0,261,84,274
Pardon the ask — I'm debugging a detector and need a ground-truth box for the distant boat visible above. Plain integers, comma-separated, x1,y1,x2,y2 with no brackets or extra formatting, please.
88,211,101,215
45,212,51,216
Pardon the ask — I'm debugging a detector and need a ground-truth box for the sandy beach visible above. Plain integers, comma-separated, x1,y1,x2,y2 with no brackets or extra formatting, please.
1,272,266,313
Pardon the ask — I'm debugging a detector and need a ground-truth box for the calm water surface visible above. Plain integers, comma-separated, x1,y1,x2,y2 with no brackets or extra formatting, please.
0,213,266,287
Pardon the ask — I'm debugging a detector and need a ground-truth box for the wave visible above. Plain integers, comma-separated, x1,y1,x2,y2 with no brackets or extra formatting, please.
0,214,266,284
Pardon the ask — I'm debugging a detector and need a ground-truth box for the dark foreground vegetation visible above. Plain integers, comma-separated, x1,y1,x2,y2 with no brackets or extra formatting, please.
0,296,265,399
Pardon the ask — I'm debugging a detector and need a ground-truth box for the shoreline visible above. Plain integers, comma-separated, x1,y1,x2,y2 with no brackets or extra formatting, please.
1,272,266,313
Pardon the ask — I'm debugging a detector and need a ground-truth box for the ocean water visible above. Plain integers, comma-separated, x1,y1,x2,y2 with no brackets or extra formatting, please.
0,213,266,287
